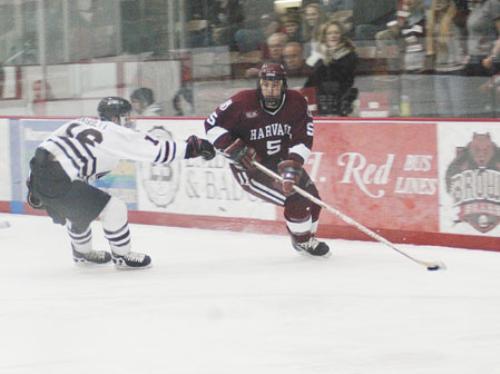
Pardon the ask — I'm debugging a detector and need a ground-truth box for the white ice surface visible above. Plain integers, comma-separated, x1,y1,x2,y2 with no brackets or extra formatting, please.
0,213,499,374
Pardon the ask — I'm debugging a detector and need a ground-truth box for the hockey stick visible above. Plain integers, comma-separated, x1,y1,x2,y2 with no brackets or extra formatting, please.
253,161,446,271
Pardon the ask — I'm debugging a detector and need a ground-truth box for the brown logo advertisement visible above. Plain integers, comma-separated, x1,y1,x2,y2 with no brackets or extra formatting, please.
445,133,500,233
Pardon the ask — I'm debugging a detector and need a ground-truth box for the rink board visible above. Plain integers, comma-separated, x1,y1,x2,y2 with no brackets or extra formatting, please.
0,119,11,210
0,116,498,251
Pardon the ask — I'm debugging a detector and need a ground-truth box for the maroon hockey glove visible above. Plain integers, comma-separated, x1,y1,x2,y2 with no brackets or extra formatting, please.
223,138,256,170
186,135,216,160
278,159,303,196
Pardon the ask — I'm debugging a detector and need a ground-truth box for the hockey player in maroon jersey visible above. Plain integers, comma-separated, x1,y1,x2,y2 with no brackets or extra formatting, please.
204,63,330,257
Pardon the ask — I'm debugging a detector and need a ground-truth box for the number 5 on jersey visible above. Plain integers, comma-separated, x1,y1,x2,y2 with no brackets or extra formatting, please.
267,139,281,155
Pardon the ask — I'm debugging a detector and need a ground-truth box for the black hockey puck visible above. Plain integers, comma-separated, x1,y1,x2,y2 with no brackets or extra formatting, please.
427,265,440,271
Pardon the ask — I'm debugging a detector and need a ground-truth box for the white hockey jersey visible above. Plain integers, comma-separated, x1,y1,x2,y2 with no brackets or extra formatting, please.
39,117,187,181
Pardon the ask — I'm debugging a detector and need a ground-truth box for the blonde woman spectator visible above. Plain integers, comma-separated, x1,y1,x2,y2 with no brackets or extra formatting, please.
426,0,467,116
304,20,358,115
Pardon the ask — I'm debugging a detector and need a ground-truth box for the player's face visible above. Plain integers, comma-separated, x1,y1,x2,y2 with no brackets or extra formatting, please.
260,78,283,109
260,79,282,97
112,113,134,128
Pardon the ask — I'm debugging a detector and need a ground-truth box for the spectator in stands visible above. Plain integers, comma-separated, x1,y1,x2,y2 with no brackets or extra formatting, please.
245,32,288,78
186,12,210,48
304,20,358,116
173,85,194,116
376,0,429,115
451,0,470,33
329,7,355,36
283,42,313,77
376,0,427,72
130,88,163,117
281,12,303,43
426,0,467,116
301,3,327,64
264,32,288,62
303,0,354,14
235,13,280,53
208,0,245,51
463,0,500,116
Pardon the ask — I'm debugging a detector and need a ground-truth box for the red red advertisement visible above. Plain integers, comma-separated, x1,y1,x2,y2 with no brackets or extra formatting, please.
310,121,439,232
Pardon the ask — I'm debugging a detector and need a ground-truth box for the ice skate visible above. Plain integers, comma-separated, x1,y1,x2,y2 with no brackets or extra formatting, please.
292,237,330,258
111,251,152,269
72,245,112,265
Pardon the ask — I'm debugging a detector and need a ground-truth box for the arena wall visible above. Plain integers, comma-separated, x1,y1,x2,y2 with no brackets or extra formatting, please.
1,116,498,251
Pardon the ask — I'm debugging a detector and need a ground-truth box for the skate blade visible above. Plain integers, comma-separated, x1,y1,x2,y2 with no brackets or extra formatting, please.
73,259,112,267
297,250,331,260
114,263,153,270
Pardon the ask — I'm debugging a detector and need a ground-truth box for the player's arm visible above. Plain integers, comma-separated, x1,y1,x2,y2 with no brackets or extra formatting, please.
204,98,237,150
103,125,214,164
288,96,314,165
204,97,255,169
278,96,314,195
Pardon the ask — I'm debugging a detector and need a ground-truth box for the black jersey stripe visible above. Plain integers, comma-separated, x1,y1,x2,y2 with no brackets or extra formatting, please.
58,136,89,177
77,142,97,177
47,139,81,175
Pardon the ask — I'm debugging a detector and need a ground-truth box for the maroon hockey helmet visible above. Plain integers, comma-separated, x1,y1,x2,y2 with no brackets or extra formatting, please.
259,63,287,82
258,63,287,111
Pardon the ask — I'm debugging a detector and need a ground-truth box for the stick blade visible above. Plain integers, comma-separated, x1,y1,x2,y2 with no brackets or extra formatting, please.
426,262,446,271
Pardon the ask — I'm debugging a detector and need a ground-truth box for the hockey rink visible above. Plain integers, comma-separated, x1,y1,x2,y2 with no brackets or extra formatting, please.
0,213,499,374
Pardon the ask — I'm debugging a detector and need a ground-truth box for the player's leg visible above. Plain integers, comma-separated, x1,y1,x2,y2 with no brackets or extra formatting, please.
28,150,111,265
55,181,113,265
284,173,330,257
231,165,329,257
68,223,112,265
98,196,151,269
230,165,286,206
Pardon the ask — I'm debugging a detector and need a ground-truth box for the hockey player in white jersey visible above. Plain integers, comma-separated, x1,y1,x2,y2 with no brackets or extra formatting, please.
26,96,215,269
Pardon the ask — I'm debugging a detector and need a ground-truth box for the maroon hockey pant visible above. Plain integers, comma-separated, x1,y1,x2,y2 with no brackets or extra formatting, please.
229,163,322,226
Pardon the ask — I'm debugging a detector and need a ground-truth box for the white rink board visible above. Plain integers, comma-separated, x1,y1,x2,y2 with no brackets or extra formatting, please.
0,119,11,200
437,121,500,237
135,119,277,220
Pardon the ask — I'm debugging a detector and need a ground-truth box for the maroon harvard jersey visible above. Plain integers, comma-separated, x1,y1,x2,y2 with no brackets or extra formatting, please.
205,89,314,164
